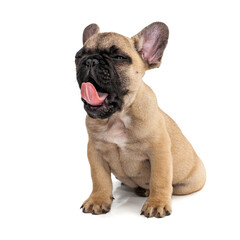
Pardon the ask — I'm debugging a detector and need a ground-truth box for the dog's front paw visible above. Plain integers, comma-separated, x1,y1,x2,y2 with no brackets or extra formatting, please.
141,197,172,218
81,193,113,215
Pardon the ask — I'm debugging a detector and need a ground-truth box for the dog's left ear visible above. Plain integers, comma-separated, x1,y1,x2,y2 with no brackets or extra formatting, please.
132,22,169,69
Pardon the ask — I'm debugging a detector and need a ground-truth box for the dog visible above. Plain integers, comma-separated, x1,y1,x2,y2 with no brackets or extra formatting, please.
75,22,206,218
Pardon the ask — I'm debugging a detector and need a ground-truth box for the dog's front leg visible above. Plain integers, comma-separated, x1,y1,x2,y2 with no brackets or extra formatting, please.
81,141,113,215
141,133,173,218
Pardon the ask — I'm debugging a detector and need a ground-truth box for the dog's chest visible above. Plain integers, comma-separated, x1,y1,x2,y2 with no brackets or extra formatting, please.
102,113,130,148
95,113,150,187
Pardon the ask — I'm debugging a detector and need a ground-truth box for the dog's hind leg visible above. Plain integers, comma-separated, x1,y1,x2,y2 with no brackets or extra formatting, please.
173,158,206,195
135,187,150,197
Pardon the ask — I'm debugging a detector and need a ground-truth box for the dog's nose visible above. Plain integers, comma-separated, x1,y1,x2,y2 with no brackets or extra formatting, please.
85,58,99,67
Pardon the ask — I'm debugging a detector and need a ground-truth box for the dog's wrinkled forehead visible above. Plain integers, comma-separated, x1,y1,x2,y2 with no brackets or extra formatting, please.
85,32,134,52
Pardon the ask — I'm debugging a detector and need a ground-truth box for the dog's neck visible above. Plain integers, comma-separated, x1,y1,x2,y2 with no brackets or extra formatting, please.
86,80,159,146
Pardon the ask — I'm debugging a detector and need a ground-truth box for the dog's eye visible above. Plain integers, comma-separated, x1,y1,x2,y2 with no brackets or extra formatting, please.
112,55,126,60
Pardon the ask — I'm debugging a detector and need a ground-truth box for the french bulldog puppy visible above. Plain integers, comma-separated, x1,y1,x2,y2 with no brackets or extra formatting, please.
75,22,206,218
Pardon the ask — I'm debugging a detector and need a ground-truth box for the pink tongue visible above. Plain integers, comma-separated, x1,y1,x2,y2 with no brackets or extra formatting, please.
81,82,108,106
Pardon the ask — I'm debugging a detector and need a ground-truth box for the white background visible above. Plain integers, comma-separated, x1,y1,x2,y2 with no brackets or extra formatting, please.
0,0,240,239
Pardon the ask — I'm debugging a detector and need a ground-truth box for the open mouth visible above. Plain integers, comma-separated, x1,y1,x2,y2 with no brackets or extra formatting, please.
81,82,108,107
80,77,110,108
79,76,124,119
80,77,121,119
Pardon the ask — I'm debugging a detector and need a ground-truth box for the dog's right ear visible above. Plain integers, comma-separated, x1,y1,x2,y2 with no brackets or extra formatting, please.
83,24,100,44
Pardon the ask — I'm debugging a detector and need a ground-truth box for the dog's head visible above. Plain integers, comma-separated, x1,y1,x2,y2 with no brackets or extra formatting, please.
75,22,169,119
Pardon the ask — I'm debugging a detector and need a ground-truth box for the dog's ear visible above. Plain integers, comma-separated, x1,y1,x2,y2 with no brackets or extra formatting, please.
132,22,169,69
83,24,100,44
